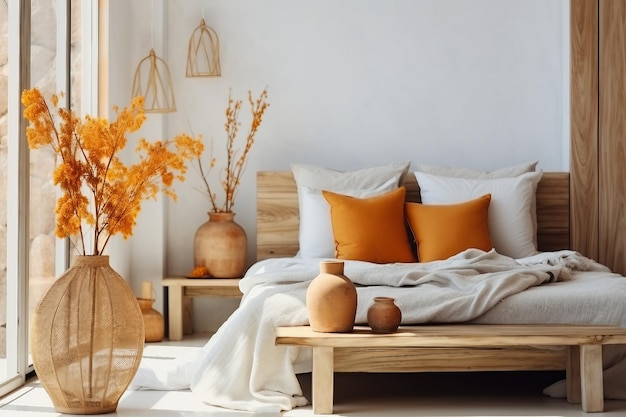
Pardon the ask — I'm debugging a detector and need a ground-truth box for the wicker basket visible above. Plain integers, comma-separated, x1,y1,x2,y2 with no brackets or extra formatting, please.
30,256,144,414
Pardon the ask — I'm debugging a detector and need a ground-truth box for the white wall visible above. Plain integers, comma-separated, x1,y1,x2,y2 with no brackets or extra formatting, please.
106,0,569,333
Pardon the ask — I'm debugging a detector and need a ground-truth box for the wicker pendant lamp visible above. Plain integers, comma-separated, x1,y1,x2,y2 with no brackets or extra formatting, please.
131,1,176,113
131,48,176,113
186,18,221,77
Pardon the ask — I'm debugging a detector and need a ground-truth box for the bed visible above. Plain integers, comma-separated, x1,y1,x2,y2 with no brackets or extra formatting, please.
132,164,626,413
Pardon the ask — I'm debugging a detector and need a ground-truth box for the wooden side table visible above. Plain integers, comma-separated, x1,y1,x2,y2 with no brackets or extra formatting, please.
162,277,242,341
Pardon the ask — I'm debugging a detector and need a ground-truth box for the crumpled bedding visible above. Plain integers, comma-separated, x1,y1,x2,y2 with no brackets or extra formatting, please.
130,248,626,412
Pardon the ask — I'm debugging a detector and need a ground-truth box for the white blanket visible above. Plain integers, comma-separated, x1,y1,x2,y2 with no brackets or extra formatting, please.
131,249,626,412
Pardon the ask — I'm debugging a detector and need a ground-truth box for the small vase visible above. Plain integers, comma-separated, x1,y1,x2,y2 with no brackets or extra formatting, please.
30,255,144,414
137,298,165,342
194,211,247,278
367,296,402,333
306,261,357,333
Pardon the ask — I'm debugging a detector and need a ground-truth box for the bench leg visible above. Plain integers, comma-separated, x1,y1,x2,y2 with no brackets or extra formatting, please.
567,345,581,403
312,346,334,414
580,344,603,412
167,285,184,341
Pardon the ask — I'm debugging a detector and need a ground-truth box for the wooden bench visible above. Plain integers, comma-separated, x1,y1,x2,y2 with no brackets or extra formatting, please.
275,324,626,414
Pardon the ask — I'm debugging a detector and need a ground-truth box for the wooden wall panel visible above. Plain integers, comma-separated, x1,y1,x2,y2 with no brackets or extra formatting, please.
570,0,599,261
599,0,626,275
536,172,571,251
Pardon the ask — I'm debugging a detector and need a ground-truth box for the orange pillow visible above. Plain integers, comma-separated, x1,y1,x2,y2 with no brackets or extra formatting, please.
405,194,493,262
322,187,416,263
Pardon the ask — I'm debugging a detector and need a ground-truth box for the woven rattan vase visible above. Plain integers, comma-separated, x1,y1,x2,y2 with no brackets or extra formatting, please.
30,256,144,414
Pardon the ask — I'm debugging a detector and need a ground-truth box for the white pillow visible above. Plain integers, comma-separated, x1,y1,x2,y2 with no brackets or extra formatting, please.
416,161,539,244
292,162,410,258
414,171,543,259
415,161,538,179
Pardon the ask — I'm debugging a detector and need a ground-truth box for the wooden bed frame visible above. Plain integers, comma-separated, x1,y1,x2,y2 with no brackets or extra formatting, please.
256,171,574,394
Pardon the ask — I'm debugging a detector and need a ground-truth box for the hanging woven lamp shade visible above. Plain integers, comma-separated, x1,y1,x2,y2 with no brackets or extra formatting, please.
186,18,221,77
131,48,176,113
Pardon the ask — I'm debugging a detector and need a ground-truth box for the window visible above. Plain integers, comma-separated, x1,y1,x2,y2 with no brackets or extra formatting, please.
0,0,9,384
0,0,81,396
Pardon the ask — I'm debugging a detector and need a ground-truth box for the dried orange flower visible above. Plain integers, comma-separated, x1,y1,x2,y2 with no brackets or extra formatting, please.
198,88,269,213
22,88,204,255
189,266,210,277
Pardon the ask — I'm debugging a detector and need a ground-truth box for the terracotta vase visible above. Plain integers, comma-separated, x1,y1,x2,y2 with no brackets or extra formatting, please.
137,298,165,342
30,255,144,414
306,261,357,332
367,296,402,333
194,211,247,278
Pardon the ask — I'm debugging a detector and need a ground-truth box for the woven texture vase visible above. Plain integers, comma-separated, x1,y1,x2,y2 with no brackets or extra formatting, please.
30,256,144,414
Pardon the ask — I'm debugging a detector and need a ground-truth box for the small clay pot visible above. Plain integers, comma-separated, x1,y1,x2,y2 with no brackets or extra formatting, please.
137,298,165,342
367,296,402,333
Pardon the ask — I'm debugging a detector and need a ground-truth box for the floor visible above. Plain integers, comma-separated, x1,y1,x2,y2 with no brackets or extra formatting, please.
1,334,625,417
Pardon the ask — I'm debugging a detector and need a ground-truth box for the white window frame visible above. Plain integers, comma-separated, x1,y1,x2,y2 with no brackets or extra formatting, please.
55,0,71,275
5,0,31,395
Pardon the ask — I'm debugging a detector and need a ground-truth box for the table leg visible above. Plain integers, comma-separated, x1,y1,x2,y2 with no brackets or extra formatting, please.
580,344,603,412
566,345,581,403
167,284,183,341
312,346,334,414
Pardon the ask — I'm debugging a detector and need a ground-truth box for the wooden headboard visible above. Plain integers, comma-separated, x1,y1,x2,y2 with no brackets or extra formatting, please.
256,171,570,261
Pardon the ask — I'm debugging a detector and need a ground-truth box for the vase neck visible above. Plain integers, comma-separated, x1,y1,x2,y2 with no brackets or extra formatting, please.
208,212,235,222
319,261,344,275
72,255,110,267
